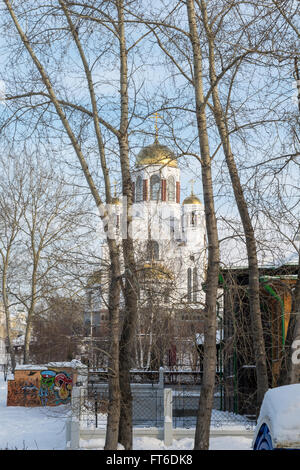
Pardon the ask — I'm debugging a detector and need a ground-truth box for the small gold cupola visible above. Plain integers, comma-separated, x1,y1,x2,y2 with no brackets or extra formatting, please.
182,194,202,205
183,179,202,205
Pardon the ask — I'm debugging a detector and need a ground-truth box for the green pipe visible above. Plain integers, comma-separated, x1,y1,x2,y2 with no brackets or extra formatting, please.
260,277,285,349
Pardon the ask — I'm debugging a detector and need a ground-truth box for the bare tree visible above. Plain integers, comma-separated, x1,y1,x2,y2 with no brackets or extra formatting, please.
18,158,85,362
0,151,91,365
0,155,27,372
130,0,299,445
2,0,122,448
31,296,85,363
198,0,270,407
133,0,222,449
264,0,300,385
0,0,148,449
184,0,220,449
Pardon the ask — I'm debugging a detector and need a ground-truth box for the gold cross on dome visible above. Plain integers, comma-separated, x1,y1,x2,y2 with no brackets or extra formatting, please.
150,112,162,143
189,178,196,195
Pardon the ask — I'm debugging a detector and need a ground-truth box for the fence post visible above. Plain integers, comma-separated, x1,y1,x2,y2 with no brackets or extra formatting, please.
164,388,173,446
70,417,80,450
68,386,81,449
159,367,164,388
71,386,81,419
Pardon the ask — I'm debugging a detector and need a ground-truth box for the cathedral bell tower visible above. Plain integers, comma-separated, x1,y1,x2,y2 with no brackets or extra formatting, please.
182,182,204,246
132,134,181,244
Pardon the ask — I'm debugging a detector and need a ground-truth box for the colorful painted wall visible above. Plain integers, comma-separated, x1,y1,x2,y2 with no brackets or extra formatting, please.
7,367,76,407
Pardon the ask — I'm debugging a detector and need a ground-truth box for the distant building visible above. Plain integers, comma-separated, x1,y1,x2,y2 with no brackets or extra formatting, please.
84,139,208,369
221,263,298,417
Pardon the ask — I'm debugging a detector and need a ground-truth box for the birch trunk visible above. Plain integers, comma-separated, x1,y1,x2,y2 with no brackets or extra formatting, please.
201,0,269,407
2,262,16,372
186,0,220,450
117,0,138,449
105,249,122,450
4,0,122,449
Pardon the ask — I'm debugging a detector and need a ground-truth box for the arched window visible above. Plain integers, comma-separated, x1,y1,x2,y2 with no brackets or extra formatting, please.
193,268,198,302
147,240,159,260
150,174,160,201
187,267,192,302
167,176,175,201
136,176,143,202
191,211,197,226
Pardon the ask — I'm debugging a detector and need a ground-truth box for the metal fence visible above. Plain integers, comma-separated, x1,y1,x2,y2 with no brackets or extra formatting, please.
171,389,256,430
79,388,109,429
76,385,255,431
78,388,164,429
132,391,164,427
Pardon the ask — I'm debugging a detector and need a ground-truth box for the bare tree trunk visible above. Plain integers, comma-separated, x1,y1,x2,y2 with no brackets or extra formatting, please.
118,133,137,450
23,260,38,364
186,0,220,450
105,250,121,450
117,0,138,450
23,313,33,364
2,265,16,372
201,0,269,408
59,1,123,448
4,0,122,449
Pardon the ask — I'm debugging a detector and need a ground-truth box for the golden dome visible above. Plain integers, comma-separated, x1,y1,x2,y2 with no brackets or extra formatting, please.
136,141,177,168
183,194,202,205
139,262,174,280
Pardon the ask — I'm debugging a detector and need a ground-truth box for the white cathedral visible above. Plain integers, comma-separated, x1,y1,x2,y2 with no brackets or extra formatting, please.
85,138,207,368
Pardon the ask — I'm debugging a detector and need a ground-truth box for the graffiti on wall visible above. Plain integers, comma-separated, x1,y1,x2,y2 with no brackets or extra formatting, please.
39,370,73,406
7,369,73,407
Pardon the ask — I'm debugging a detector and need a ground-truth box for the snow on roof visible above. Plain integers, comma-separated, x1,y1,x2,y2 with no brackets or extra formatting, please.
255,384,300,447
15,359,87,371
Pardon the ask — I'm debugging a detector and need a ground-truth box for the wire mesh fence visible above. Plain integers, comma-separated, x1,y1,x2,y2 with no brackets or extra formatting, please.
79,388,109,429
75,384,256,431
132,391,164,427
78,387,165,429
171,388,256,430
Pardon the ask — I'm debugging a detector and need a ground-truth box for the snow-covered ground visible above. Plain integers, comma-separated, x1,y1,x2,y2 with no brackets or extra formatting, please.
0,376,252,450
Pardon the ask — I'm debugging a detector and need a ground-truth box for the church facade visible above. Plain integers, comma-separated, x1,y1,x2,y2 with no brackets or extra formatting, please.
85,139,207,369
